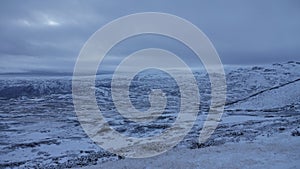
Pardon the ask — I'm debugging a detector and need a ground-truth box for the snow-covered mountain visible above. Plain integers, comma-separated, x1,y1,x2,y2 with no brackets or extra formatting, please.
0,61,299,168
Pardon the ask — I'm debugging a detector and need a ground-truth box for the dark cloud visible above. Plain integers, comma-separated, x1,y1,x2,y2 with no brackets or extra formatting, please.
0,0,299,73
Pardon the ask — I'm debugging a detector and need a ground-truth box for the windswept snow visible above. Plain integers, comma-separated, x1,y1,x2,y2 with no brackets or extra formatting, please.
0,62,299,168
78,132,300,169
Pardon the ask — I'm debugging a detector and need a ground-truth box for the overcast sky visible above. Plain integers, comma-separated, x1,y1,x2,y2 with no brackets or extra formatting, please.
0,0,299,74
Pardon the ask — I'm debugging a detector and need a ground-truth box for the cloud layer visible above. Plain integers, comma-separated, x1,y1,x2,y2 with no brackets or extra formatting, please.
1,0,299,73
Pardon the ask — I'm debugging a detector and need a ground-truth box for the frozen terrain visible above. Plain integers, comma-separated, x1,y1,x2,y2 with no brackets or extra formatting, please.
0,61,300,168
78,131,300,169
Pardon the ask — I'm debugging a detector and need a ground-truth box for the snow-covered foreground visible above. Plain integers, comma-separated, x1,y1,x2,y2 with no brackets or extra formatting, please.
79,131,300,169
0,61,299,168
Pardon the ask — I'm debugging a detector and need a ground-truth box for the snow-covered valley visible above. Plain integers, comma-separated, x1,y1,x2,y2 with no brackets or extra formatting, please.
0,61,299,168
